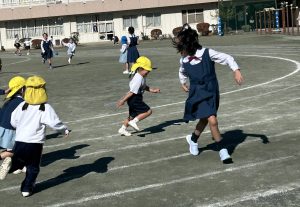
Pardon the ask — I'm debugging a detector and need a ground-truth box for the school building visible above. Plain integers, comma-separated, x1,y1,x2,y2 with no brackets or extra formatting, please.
0,0,276,49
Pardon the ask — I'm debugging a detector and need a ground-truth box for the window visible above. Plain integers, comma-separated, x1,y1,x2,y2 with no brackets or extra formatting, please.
123,15,138,29
5,18,64,39
76,15,97,33
182,9,204,24
145,13,161,27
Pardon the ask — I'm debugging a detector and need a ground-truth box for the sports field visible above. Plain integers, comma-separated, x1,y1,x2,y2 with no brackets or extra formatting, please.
0,33,299,207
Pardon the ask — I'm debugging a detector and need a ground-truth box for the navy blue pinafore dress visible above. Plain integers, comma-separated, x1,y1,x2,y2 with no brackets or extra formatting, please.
183,49,220,121
42,40,53,60
127,35,140,63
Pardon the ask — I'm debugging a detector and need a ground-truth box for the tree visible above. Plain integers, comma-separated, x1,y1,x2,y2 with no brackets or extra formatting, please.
218,0,237,33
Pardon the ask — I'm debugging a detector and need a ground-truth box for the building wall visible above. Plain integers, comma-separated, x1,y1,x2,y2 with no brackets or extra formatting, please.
0,0,219,49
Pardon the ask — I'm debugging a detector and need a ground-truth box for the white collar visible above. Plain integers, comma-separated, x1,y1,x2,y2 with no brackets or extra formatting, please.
182,48,206,64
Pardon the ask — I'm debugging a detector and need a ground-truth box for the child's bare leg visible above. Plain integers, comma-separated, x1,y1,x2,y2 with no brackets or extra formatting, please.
135,109,152,121
207,115,221,142
191,119,208,143
119,117,132,136
128,110,152,131
123,117,131,127
48,58,52,69
208,115,231,162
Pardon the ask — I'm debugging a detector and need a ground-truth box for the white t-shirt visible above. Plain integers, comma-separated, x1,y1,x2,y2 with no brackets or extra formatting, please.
11,102,68,143
24,40,31,47
129,73,146,94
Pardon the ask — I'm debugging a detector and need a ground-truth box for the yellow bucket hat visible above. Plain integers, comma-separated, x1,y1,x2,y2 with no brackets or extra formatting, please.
24,76,48,105
6,76,26,99
131,56,153,72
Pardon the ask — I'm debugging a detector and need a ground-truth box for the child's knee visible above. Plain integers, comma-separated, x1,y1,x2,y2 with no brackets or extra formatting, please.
208,116,218,127
147,109,152,115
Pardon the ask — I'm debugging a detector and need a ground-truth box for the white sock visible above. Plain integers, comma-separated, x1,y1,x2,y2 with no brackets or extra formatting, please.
132,117,139,123
121,125,127,130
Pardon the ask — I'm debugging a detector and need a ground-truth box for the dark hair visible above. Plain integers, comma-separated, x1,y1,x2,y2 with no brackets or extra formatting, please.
128,26,135,35
43,33,48,37
172,24,202,56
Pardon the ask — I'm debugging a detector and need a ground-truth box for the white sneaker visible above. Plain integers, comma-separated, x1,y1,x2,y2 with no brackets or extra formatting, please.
22,191,32,197
13,166,26,174
219,149,231,161
123,70,129,74
13,169,22,174
186,135,199,156
118,127,132,136
128,120,140,131
0,157,12,180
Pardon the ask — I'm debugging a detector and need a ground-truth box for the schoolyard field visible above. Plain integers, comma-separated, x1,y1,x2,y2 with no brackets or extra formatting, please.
0,33,299,207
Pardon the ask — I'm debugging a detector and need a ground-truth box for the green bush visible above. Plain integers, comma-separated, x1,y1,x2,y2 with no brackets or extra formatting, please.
241,25,251,32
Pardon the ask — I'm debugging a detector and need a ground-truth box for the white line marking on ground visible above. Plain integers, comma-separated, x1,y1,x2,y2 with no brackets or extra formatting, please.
78,113,298,158
64,55,300,124
56,83,300,135
46,156,295,207
3,57,31,66
199,182,300,207
1,128,299,193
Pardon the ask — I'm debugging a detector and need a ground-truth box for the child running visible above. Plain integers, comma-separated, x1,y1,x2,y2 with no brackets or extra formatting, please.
41,33,54,69
14,35,21,56
117,56,160,136
0,76,26,180
173,24,244,164
61,38,76,64
119,36,129,74
1,76,70,197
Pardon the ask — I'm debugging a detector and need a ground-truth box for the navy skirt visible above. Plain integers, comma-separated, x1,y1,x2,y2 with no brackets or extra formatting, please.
127,94,150,118
42,50,53,60
184,81,219,121
127,46,139,63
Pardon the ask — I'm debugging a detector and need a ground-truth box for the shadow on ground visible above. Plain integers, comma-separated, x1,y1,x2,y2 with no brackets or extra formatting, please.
137,118,185,137
36,157,114,193
41,144,89,167
199,129,270,155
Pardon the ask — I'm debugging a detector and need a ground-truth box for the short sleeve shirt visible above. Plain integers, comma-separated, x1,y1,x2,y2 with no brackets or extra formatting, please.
129,73,146,94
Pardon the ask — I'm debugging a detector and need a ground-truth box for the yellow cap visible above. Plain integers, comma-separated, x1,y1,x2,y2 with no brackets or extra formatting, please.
6,76,26,99
131,56,153,72
24,76,48,104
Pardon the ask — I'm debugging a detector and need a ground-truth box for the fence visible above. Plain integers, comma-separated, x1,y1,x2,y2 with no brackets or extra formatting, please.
255,4,300,35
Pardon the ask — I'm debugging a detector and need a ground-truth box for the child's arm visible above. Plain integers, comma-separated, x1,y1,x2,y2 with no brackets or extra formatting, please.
144,85,160,93
41,40,45,54
0,88,11,95
234,69,243,85
179,59,189,92
209,49,244,85
0,89,5,95
42,104,70,137
120,44,127,53
117,92,134,108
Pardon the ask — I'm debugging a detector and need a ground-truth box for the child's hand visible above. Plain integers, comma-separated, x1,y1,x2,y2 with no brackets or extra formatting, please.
234,69,244,85
150,88,160,93
117,100,125,108
181,84,189,92
4,88,11,94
